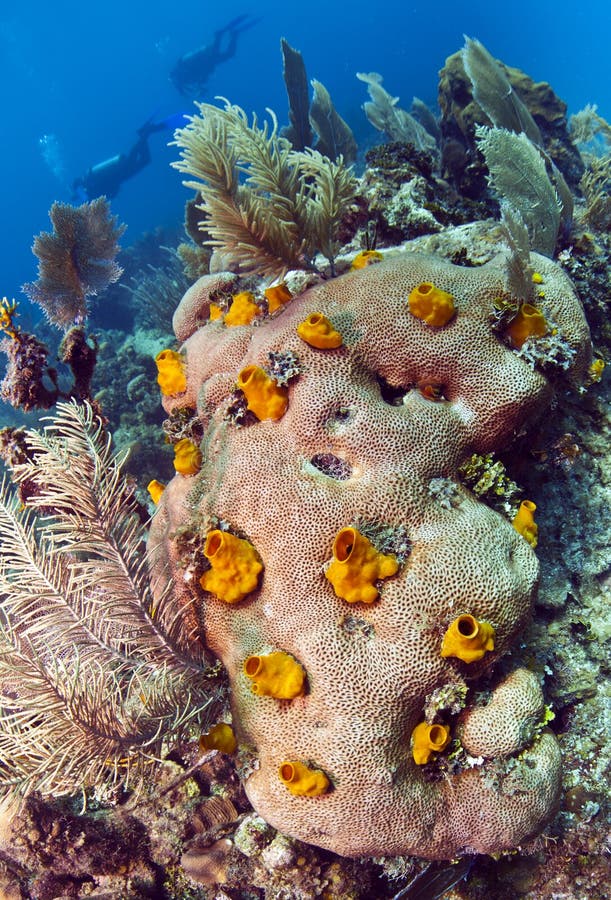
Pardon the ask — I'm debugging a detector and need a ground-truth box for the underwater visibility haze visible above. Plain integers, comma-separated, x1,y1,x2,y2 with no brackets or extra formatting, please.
1,0,609,308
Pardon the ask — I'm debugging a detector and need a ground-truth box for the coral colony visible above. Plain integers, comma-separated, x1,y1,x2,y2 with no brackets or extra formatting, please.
150,249,590,858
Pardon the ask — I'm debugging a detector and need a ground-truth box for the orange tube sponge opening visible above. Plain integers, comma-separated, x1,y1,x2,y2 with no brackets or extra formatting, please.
279,761,331,796
505,303,548,348
512,500,538,548
147,479,165,504
411,722,451,765
296,312,343,349
243,651,306,699
155,349,187,396
264,283,292,312
408,282,455,327
200,529,263,604
351,250,383,270
173,438,202,476
237,365,289,421
199,722,237,754
224,291,261,326
440,614,495,663
325,527,399,604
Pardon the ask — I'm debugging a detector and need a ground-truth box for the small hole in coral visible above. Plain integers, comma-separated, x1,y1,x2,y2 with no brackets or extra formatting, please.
333,406,351,421
376,374,408,406
418,382,447,402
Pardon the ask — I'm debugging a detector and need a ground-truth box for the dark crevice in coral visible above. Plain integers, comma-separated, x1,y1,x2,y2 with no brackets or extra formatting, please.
376,373,408,406
310,453,352,480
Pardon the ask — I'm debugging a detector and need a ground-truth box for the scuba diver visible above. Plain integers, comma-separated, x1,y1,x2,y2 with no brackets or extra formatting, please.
170,14,260,97
71,119,168,202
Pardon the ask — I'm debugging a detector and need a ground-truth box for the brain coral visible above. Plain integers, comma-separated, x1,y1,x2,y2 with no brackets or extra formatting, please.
149,251,590,859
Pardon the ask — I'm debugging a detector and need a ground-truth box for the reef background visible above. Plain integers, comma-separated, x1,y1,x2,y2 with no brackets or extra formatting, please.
1,0,610,315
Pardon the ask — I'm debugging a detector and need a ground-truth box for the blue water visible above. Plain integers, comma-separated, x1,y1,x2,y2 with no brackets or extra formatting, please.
1,0,609,308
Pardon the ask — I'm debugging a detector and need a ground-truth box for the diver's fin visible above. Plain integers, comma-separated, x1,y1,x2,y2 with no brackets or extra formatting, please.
160,112,190,131
137,116,170,139
222,14,262,34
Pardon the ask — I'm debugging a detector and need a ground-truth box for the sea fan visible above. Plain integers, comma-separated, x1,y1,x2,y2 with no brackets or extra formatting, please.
22,198,125,330
0,401,220,803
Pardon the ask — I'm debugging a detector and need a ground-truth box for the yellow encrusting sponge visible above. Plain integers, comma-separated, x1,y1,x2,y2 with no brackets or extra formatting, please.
237,365,289,420
411,722,451,765
147,479,166,503
173,438,202,476
224,291,261,326
297,312,343,349
199,722,237,754
155,349,187,396
512,500,538,547
265,283,292,312
408,283,456,327
200,529,263,604
505,304,548,348
325,527,399,604
440,614,495,663
351,249,383,269
244,651,306,699
279,761,331,796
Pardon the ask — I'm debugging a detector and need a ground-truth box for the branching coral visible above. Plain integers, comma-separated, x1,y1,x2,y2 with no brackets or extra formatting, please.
171,100,357,277
22,198,125,330
0,401,220,802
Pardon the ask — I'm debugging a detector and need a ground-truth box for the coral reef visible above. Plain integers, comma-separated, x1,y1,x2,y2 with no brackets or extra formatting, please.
150,248,590,859
0,32,608,900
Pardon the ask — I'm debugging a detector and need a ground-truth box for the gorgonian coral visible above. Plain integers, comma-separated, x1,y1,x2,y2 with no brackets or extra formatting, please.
23,198,125,329
171,100,357,277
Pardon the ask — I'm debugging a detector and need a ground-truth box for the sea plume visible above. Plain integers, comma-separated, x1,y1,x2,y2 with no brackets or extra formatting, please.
172,99,357,277
22,198,125,329
0,401,220,803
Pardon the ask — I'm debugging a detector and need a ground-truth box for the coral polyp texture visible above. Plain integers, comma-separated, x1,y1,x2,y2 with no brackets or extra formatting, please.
149,250,591,859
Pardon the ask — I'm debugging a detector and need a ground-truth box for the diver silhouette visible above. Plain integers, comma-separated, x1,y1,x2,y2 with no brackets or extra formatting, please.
71,119,167,202
170,14,260,97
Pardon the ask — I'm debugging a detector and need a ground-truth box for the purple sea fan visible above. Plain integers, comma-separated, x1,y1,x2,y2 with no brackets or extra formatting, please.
22,198,125,329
